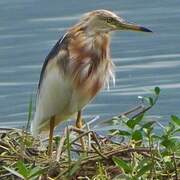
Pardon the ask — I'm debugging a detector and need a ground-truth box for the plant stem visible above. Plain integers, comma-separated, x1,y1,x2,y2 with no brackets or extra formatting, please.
172,152,178,180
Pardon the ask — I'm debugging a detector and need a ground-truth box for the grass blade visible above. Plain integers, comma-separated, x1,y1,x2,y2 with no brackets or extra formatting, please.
3,166,25,179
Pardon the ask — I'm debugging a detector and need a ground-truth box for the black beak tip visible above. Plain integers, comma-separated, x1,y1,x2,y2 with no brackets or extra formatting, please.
140,27,153,33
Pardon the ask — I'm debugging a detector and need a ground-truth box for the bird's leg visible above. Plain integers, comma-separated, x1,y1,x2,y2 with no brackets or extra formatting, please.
76,110,83,129
76,110,86,150
48,116,55,156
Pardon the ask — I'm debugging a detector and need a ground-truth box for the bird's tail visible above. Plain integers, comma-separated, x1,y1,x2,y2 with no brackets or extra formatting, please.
31,111,41,137
31,101,49,138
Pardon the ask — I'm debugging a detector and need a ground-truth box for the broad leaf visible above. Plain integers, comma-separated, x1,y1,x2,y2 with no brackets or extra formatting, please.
136,163,153,177
17,161,29,178
171,115,180,126
112,156,132,173
118,130,131,136
132,130,142,142
142,121,155,129
127,114,144,129
154,87,160,95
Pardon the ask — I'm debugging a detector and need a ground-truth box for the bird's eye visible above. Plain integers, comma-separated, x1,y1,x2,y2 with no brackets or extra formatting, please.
107,17,113,23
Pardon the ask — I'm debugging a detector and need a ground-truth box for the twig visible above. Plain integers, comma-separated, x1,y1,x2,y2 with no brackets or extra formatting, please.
56,128,67,161
82,116,100,128
69,130,91,147
0,141,10,149
120,105,143,117
70,126,85,133
91,131,101,151
86,124,92,151
71,148,95,154
131,95,159,120
91,144,108,160
80,146,157,166
130,106,151,119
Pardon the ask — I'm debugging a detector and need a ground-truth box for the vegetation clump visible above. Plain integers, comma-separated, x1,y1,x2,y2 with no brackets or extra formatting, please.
0,87,179,179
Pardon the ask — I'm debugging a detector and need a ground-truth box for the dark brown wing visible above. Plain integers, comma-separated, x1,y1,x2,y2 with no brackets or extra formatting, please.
38,33,69,89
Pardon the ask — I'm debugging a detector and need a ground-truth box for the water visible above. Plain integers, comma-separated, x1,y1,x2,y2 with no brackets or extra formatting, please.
0,0,180,129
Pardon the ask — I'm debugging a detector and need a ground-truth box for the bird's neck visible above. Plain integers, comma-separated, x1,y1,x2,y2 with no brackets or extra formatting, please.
68,27,110,61
67,27,115,91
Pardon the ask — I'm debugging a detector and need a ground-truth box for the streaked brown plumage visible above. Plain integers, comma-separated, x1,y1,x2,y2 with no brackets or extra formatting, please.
31,10,152,155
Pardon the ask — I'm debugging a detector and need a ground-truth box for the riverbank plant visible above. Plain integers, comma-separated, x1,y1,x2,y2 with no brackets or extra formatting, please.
0,87,179,179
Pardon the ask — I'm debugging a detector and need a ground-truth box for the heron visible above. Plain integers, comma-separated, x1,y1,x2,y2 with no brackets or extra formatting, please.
31,10,152,155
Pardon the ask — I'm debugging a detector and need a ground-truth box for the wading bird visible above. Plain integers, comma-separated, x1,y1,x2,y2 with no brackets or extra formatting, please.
31,10,152,155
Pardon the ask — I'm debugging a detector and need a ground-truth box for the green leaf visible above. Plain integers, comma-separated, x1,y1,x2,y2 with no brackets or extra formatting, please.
136,163,153,177
161,138,176,150
142,121,155,129
154,87,160,95
17,161,29,178
127,114,144,129
28,167,44,179
54,136,61,146
174,128,180,134
132,130,142,142
3,166,25,179
112,156,132,173
149,97,154,106
165,123,175,135
143,97,153,106
103,116,125,126
118,130,131,136
26,95,33,131
171,115,180,126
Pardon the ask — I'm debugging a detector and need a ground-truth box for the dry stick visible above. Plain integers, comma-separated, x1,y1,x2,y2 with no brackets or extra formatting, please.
80,147,156,165
0,173,12,178
59,105,147,159
71,148,95,154
91,144,108,160
101,105,144,125
0,141,10,149
0,127,17,132
69,128,102,152
120,105,144,117
70,126,85,133
60,127,103,156
131,96,159,120
90,131,102,151
69,130,92,147
82,116,100,128
56,128,67,161
72,142,82,147
85,125,101,158
86,124,92,151
131,106,151,119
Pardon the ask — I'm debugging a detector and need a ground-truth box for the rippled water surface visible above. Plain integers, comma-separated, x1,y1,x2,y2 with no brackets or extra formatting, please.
0,0,180,129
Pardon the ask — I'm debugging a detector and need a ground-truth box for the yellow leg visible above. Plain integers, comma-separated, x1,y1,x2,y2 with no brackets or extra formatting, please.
48,116,55,156
76,110,83,129
76,110,85,150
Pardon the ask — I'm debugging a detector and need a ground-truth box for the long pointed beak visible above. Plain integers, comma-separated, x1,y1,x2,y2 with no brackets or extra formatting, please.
117,21,152,33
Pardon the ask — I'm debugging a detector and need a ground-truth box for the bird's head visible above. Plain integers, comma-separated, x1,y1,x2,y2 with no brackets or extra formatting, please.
78,9,152,34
